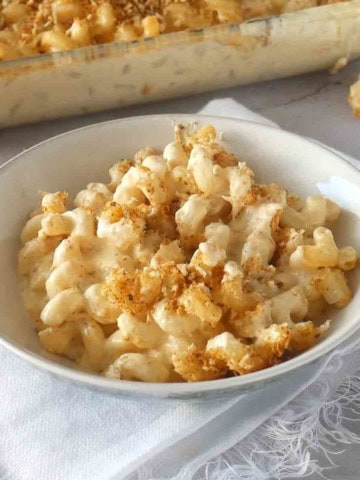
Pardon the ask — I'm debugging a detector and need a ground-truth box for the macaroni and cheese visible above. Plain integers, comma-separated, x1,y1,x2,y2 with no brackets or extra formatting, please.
0,0,346,60
18,124,358,382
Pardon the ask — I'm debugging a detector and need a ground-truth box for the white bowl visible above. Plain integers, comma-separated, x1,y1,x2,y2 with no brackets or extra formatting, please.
1,115,359,399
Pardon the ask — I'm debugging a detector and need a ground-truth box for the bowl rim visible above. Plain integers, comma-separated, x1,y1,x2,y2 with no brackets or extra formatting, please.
1,113,360,397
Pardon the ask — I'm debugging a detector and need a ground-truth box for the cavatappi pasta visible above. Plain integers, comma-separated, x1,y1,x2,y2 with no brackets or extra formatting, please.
18,124,358,382
0,0,347,60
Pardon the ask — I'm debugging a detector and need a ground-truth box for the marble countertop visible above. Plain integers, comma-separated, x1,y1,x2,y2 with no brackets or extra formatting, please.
1,56,360,480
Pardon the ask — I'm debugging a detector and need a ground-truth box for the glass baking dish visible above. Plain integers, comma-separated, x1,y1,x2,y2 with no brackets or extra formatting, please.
1,0,360,128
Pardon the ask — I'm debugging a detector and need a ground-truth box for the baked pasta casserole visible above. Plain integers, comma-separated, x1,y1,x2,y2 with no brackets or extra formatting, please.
0,0,347,60
18,124,358,382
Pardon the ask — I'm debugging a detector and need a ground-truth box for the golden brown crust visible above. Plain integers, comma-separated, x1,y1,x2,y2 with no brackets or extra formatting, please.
173,346,228,382
204,324,291,378
288,321,319,353
104,267,162,317
215,274,261,314
102,202,149,224
180,283,222,326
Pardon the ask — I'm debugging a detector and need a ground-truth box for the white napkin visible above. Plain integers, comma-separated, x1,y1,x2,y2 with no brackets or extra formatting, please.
1,99,360,480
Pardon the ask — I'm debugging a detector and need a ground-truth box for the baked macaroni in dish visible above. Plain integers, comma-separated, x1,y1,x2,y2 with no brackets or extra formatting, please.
0,0,347,60
18,124,358,382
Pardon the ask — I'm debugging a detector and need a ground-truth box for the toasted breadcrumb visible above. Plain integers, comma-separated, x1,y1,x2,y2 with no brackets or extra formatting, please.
173,346,228,382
